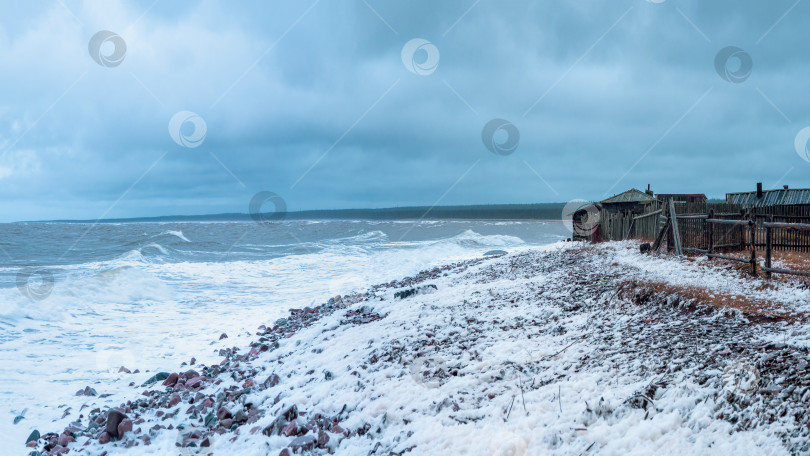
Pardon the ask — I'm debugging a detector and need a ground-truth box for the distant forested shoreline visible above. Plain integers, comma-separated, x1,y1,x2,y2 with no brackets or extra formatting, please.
39,203,569,223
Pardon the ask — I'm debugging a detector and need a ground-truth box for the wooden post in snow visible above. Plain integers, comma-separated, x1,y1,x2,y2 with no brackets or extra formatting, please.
669,199,683,256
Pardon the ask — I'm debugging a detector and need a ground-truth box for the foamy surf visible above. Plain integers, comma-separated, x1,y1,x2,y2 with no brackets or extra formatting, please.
0,220,569,448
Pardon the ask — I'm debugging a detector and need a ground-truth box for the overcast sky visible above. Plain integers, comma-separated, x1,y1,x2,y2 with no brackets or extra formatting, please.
1,0,809,221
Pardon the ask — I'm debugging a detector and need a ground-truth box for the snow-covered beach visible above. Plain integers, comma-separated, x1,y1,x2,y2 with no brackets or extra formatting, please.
21,241,810,455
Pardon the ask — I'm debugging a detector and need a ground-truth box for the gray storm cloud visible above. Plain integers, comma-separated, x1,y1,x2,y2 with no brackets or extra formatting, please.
0,0,809,221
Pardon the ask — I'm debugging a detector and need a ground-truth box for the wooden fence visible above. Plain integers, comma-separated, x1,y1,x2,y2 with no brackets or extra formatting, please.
672,204,810,252
650,202,810,278
597,200,810,278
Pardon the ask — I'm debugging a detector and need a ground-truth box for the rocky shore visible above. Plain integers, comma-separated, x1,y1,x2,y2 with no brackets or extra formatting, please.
22,242,810,455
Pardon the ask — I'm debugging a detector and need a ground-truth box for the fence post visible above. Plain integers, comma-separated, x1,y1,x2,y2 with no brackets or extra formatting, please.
750,216,757,275
707,209,714,260
668,199,683,256
765,214,772,279
750,248,757,276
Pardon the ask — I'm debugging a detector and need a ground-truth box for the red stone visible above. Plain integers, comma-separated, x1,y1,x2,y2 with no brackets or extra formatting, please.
118,419,133,439
162,373,179,386
58,433,75,447
281,421,297,437
186,376,205,388
106,409,127,439
99,432,111,444
318,430,329,448
217,406,233,420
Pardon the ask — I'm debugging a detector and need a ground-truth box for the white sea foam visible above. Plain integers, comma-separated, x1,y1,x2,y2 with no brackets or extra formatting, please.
0,220,559,447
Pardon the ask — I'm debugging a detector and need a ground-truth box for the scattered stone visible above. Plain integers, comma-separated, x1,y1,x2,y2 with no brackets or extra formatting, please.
186,376,205,388
75,386,97,397
162,372,179,386
220,333,228,340
117,419,133,439
57,432,74,447
25,429,40,444
106,409,128,439
394,284,438,299
263,374,280,388
141,372,170,387
289,434,317,452
217,406,233,421
281,421,297,437
317,429,329,448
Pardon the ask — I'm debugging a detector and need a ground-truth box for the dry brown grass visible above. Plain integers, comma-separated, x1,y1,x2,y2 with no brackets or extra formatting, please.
680,247,810,285
621,279,794,321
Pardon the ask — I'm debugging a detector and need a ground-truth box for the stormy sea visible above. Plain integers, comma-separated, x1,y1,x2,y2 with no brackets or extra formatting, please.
0,219,568,444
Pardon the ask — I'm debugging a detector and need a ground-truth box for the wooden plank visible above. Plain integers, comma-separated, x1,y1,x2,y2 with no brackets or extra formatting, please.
706,218,754,226
762,221,810,230
652,218,670,252
669,199,683,256
766,218,772,278
707,253,750,263
707,209,713,255
762,266,810,277
683,247,708,253
624,217,635,240
633,209,662,220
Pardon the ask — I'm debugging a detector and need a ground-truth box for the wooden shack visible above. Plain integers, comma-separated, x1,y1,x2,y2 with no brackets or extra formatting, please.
596,188,661,241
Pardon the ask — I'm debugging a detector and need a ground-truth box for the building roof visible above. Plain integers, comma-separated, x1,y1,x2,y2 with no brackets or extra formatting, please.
726,188,810,207
598,188,656,205
655,193,707,200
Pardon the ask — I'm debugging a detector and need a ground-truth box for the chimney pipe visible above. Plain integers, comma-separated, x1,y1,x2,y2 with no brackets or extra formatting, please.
756,182,763,198
784,185,789,190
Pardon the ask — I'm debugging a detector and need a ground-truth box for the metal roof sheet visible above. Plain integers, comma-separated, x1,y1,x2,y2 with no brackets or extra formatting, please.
726,188,810,207
599,188,656,205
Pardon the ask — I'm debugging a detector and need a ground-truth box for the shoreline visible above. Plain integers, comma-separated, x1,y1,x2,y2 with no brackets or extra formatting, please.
23,241,810,455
